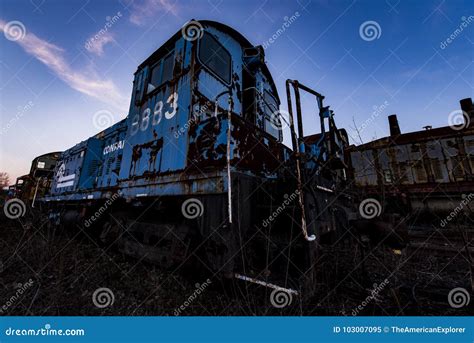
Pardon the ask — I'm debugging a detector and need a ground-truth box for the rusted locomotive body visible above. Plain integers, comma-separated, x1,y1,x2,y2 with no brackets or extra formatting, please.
6,21,380,294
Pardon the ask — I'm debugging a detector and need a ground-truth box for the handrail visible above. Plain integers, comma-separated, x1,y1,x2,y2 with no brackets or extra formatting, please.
286,79,317,242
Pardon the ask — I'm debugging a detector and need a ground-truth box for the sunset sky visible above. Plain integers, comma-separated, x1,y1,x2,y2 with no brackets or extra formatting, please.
0,0,472,183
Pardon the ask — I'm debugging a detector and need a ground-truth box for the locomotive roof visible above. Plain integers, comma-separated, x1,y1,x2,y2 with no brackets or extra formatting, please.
137,20,280,102
32,152,62,159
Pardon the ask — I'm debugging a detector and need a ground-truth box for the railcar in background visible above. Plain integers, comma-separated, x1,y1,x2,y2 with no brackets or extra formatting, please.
12,152,61,205
347,98,474,225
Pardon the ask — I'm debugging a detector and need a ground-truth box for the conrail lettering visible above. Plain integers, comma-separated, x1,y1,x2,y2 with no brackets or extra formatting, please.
103,140,125,155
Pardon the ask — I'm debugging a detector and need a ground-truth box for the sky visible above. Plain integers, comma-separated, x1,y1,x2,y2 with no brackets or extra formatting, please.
0,0,473,183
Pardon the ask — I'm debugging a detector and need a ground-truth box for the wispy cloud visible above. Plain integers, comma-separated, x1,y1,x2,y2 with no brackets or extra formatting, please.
0,19,128,111
129,0,179,26
85,31,115,56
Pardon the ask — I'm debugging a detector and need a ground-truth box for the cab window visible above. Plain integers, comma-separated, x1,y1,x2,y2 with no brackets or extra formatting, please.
198,32,231,84
148,61,162,92
147,52,175,93
162,53,174,84
263,90,281,140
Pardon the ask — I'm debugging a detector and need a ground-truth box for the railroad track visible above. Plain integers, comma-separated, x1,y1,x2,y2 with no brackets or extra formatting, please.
407,227,474,255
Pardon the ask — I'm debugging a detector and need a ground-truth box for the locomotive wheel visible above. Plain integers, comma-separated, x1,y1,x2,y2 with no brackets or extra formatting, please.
115,219,193,269
99,213,126,246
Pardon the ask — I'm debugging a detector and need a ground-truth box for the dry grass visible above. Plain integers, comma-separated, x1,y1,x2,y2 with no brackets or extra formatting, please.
0,217,471,316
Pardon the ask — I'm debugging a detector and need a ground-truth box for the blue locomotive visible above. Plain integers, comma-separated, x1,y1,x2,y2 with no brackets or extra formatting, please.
27,20,356,292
